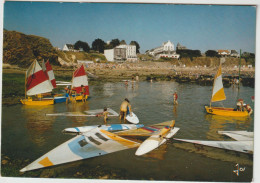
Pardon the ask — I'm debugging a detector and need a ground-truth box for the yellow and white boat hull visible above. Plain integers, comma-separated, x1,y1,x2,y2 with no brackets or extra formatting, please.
20,98,54,105
205,106,249,117
70,95,88,101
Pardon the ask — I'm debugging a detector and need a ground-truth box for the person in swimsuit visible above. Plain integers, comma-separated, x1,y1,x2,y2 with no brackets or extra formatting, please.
97,107,109,125
65,86,71,104
173,92,178,105
245,104,253,115
119,98,132,123
81,85,87,103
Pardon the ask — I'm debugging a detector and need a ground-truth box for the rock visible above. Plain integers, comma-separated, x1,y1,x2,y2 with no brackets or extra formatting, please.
99,175,109,179
2,159,8,165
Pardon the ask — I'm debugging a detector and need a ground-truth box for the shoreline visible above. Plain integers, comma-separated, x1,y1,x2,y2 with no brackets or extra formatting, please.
2,66,255,106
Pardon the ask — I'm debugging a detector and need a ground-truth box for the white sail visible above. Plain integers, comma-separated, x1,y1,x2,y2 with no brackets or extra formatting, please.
211,64,226,102
26,60,53,96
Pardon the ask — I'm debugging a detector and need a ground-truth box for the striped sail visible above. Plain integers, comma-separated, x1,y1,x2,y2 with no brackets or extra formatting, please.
211,64,226,102
42,60,56,88
72,65,89,95
26,60,53,96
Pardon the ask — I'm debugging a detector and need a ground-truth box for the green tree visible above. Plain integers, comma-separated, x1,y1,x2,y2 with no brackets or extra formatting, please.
130,41,140,53
177,49,201,60
205,50,219,57
74,40,90,52
110,39,120,48
242,52,255,66
120,40,127,45
92,38,106,53
105,39,120,49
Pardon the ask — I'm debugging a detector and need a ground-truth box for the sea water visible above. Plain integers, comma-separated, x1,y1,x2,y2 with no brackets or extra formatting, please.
1,81,254,181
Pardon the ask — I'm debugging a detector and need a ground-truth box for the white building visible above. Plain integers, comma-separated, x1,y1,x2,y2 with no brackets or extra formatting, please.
148,40,180,59
217,50,231,56
104,49,115,62
63,44,76,52
230,50,240,58
104,42,137,62
116,44,137,61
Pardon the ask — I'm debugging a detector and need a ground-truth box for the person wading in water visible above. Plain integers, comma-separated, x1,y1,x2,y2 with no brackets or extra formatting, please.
119,98,132,123
173,91,178,105
81,85,87,103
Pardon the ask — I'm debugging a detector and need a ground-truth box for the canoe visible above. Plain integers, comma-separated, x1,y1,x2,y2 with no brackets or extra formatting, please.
205,106,249,117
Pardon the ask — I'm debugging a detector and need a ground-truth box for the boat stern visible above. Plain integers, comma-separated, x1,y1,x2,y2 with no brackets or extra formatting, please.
205,106,213,114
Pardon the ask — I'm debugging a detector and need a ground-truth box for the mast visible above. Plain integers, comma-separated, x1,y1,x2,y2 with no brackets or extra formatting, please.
24,70,27,99
238,49,242,86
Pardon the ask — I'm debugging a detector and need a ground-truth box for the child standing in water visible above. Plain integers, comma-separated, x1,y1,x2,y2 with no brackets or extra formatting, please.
97,107,109,125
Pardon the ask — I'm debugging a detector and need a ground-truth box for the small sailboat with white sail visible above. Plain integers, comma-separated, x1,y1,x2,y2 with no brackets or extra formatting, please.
42,60,68,103
70,64,89,101
205,62,249,117
20,60,54,105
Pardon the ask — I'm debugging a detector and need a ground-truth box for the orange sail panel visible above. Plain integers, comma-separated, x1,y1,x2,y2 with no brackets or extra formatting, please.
26,60,53,96
211,65,226,102
42,60,56,88
72,65,89,95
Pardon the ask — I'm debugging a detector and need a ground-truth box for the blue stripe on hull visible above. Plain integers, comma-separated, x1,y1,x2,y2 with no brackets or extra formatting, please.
68,136,107,159
75,127,80,132
108,124,127,131
54,96,67,103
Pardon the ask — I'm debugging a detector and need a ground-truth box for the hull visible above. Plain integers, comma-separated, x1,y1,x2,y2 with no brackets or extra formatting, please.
70,95,88,101
126,112,139,124
174,138,253,154
63,124,144,133
54,96,67,103
20,98,54,105
135,127,180,156
205,106,248,117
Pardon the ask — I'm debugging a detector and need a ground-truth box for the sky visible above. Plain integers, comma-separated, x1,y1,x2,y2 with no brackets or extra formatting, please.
3,2,256,53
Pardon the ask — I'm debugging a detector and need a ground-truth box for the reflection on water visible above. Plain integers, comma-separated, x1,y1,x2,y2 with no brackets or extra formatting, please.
22,105,55,146
173,105,178,117
65,101,90,123
205,114,252,140
143,144,168,160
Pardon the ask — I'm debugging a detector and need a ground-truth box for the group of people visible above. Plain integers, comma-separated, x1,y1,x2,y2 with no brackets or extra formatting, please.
96,98,132,125
236,99,253,115
65,85,87,104
64,84,253,126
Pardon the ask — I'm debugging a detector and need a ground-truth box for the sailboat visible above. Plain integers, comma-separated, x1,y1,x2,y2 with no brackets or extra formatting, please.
71,64,89,101
20,60,54,105
42,60,56,88
42,60,68,103
205,63,249,117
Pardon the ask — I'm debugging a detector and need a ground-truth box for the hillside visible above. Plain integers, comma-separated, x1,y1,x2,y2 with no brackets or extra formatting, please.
3,30,60,67
3,30,108,67
57,51,107,66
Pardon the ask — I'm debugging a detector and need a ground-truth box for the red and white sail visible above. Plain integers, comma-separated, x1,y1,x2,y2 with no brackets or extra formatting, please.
26,60,53,96
42,60,56,88
71,65,89,95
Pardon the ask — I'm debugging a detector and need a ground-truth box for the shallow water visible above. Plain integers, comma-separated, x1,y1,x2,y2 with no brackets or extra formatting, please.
1,81,254,181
